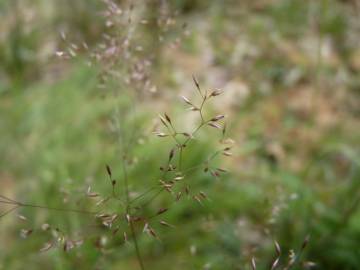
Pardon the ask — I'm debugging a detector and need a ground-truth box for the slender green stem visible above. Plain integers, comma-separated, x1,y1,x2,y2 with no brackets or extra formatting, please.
129,187,158,204
128,163,204,206
122,156,145,270
0,205,19,219
0,198,96,215
19,203,97,215
129,212,145,270
178,146,183,170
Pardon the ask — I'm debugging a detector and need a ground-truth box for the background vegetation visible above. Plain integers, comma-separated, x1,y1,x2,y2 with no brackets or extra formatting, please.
1,0,359,269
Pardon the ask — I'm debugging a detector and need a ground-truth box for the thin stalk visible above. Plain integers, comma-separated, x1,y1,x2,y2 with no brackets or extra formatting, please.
129,163,205,206
0,205,19,219
122,156,145,270
178,146,183,170
0,198,96,217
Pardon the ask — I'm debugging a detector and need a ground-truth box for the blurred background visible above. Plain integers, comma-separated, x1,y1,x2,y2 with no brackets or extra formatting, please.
0,0,360,269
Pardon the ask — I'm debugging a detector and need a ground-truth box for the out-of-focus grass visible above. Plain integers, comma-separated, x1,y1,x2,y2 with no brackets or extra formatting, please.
1,0,360,270
0,62,108,269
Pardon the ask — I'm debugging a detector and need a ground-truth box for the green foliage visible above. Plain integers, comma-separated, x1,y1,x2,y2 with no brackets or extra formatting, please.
1,1,360,270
